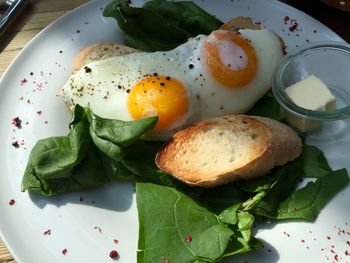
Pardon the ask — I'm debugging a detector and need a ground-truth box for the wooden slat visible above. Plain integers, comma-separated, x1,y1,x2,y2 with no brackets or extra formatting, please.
0,242,13,262
3,29,41,51
30,0,90,13
0,49,18,76
11,10,67,31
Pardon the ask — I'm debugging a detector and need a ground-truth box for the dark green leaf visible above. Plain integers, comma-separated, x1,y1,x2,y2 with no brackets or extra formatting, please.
122,141,187,189
28,105,90,180
236,175,276,193
143,0,222,35
198,183,250,213
103,0,222,51
219,203,241,225
300,144,332,178
137,183,238,263
247,95,283,121
21,105,156,196
277,168,349,220
250,161,302,218
88,109,158,148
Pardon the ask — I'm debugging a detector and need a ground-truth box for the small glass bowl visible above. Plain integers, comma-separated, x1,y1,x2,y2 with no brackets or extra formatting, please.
272,41,350,137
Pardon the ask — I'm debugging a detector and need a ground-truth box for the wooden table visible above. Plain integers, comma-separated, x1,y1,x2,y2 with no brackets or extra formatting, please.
0,0,349,262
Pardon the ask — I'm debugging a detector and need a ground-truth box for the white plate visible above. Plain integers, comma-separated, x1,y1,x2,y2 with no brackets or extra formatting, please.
1,0,349,262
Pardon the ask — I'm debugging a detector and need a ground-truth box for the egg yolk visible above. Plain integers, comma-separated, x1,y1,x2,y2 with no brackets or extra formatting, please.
127,75,188,129
204,30,257,88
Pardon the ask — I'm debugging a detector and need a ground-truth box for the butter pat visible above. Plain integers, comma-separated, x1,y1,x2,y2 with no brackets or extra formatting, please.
284,75,336,132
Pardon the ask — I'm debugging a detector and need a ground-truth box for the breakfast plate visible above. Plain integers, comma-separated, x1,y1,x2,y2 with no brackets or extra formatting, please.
0,0,349,262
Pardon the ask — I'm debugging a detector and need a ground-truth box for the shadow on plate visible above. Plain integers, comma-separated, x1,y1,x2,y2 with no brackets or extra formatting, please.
221,239,280,263
28,180,135,212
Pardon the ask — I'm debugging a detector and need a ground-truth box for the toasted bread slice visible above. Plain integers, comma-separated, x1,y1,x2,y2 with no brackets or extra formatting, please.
155,115,302,187
72,42,139,72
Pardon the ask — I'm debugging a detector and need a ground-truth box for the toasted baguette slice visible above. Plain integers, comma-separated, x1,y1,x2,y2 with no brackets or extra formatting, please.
155,115,302,187
72,42,138,72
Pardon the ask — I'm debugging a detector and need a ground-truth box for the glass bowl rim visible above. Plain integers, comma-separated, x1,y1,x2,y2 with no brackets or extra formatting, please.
272,41,350,121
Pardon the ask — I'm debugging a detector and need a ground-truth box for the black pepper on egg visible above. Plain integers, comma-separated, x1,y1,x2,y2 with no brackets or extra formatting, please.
84,66,92,73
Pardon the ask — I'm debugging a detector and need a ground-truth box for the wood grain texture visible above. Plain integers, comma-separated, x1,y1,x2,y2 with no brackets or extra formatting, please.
0,0,349,262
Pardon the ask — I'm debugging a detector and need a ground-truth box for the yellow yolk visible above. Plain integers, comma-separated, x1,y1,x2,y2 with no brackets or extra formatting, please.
127,75,188,129
204,30,257,88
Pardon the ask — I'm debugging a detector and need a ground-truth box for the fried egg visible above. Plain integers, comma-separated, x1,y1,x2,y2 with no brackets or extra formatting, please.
60,28,284,140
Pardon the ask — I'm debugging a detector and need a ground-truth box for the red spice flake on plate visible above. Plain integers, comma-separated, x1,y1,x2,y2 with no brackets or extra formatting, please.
334,254,339,261
109,250,118,259
20,78,28,85
113,239,119,245
76,29,81,33
163,258,169,263
347,241,350,246
37,110,42,115
345,250,350,256
185,235,192,242
43,229,51,235
289,19,298,32
62,248,68,255
44,120,48,124
8,199,15,205
301,239,305,243
11,117,22,128
327,236,332,240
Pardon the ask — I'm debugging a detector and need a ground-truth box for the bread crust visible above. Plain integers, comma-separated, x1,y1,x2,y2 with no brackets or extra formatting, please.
72,42,138,72
155,115,302,187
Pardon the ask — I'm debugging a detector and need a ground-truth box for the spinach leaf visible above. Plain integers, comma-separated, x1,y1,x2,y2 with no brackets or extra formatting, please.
250,161,302,218
87,108,157,161
21,106,120,196
103,0,222,51
277,168,349,220
198,183,250,213
121,140,187,189
299,144,332,178
137,183,237,263
219,206,263,257
21,105,158,196
143,0,222,36
247,95,283,121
